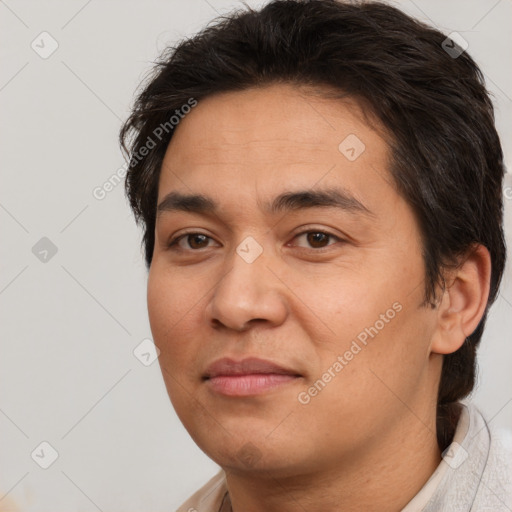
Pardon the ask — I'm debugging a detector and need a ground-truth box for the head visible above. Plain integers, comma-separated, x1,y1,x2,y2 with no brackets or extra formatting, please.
120,0,506,471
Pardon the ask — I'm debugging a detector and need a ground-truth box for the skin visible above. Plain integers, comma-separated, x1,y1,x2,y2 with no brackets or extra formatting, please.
147,83,491,512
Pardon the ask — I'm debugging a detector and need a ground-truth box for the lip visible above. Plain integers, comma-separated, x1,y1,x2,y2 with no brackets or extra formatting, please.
203,357,302,396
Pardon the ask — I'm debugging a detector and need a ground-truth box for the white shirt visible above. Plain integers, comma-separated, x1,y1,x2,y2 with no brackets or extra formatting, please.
176,402,512,511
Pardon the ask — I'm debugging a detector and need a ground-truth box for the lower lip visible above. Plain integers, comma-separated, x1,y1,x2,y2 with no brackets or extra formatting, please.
206,373,300,396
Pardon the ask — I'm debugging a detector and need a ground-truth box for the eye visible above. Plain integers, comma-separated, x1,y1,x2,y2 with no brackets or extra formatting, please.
291,230,343,250
168,232,218,251
166,229,344,253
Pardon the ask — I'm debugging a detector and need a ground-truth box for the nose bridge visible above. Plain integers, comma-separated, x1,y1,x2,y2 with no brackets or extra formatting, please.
207,240,288,330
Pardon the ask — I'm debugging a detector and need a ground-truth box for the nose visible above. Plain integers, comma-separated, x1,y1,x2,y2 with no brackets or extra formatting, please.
205,246,289,332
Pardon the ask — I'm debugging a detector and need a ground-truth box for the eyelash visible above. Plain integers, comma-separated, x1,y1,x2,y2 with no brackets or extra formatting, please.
167,229,344,253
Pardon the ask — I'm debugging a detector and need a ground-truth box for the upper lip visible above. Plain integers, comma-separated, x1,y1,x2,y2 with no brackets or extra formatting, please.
203,357,301,379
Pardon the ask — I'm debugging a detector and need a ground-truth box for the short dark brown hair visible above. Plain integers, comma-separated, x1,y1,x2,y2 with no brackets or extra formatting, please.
120,0,507,449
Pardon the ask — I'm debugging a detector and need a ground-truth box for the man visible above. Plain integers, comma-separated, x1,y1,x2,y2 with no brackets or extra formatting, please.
119,1,511,510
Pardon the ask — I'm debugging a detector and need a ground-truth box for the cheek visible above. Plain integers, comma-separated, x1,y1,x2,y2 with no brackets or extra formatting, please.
295,301,435,447
147,266,203,367
294,263,389,345
301,252,432,385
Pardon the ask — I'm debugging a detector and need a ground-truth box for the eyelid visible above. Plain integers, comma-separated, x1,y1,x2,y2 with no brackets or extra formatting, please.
167,230,219,249
288,227,345,250
167,226,345,253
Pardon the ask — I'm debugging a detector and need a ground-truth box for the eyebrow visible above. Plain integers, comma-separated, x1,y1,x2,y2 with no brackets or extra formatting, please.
156,187,374,219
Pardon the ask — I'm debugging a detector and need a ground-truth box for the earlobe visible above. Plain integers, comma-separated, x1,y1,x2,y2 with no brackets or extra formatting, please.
430,244,491,355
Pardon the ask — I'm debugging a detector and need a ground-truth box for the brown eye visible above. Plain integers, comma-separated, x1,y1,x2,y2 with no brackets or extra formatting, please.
186,234,210,249
168,232,217,251
293,230,341,250
306,232,330,248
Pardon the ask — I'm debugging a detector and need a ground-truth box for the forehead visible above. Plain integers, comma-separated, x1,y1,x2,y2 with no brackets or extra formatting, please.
157,83,394,214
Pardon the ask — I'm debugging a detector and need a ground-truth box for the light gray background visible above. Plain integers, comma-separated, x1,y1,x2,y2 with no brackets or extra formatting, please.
1,1,511,510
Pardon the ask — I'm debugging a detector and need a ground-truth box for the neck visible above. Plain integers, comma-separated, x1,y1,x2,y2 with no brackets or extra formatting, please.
224,410,442,512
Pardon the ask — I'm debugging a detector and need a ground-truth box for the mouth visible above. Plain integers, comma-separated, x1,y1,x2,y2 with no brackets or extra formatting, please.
203,357,302,397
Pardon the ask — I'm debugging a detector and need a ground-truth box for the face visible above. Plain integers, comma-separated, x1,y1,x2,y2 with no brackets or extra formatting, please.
148,83,441,478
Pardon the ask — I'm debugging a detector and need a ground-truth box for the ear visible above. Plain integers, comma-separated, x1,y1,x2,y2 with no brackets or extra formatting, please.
430,244,492,355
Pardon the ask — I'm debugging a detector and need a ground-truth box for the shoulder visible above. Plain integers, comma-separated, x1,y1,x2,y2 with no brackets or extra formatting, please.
175,469,229,512
415,402,512,512
474,420,512,511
